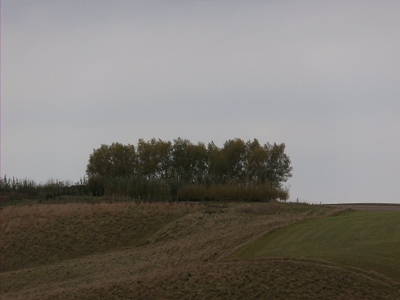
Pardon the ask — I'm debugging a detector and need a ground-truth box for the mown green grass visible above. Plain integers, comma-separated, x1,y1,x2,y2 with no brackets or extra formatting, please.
230,210,400,282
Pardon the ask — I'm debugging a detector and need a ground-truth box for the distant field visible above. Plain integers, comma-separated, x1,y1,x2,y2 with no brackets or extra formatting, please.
326,203,400,212
230,210,400,282
1,201,399,299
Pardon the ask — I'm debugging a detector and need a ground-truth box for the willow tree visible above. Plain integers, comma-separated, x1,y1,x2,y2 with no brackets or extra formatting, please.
86,143,137,195
136,138,172,179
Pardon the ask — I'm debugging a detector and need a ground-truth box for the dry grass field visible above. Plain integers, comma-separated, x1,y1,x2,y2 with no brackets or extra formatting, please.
1,201,399,299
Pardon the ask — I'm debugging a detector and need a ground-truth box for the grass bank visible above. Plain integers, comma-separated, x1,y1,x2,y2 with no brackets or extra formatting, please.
0,201,201,271
2,202,399,299
230,210,400,282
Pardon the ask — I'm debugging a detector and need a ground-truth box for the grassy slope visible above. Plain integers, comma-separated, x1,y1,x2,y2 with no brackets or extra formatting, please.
230,210,400,282
0,202,201,271
23,260,400,300
1,202,399,299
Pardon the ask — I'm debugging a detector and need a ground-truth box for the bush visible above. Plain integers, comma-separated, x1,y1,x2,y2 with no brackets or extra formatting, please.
177,183,289,202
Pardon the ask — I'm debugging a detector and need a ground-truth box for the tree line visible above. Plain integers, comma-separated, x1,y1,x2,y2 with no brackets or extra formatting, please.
1,138,293,203
86,138,292,201
0,176,88,200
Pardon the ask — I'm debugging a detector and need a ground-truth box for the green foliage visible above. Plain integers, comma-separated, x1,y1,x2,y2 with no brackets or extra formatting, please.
86,142,137,179
207,141,227,183
137,138,173,179
1,138,292,203
85,138,293,201
0,175,89,201
178,183,289,202
87,176,104,196
104,176,171,200
0,175,38,196
171,138,208,182
222,138,247,182
265,143,293,186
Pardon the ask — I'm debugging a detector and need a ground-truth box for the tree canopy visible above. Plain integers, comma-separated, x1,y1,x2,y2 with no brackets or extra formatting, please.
85,138,292,200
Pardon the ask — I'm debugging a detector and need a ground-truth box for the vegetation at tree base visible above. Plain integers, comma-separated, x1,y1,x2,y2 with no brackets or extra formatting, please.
85,138,292,201
0,138,292,204
0,175,88,203
177,184,288,202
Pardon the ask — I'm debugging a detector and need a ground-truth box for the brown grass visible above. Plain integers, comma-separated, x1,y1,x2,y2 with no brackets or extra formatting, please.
30,260,400,300
0,201,200,271
1,202,398,299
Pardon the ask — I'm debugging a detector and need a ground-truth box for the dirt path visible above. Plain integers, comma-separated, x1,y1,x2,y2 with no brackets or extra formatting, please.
326,203,400,212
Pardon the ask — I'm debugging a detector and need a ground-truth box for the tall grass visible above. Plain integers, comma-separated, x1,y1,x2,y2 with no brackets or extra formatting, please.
1,202,201,271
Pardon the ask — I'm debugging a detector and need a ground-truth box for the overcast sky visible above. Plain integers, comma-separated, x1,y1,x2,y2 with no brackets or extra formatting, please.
2,0,400,204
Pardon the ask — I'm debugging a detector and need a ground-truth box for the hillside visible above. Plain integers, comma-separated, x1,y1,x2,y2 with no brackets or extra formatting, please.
1,201,399,299
231,209,400,282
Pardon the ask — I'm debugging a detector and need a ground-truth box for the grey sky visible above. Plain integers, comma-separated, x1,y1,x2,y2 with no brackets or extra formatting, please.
2,0,400,203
